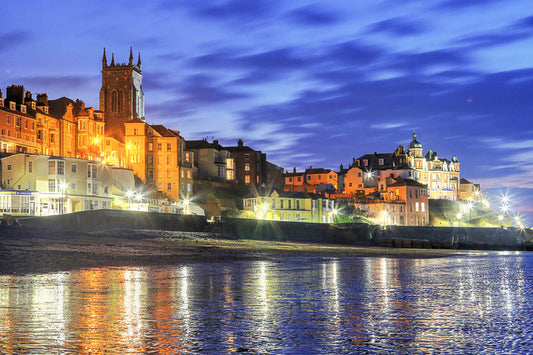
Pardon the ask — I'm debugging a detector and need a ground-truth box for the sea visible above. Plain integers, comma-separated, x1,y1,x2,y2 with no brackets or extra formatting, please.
0,252,532,354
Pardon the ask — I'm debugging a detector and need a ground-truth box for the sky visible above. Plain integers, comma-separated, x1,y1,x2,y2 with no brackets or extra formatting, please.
2,0,533,223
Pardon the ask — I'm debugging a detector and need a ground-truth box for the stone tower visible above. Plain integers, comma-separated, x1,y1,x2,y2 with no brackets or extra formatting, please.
99,47,144,139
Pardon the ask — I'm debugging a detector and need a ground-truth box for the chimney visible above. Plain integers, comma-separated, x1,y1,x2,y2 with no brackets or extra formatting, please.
25,91,32,102
238,139,243,148
37,93,48,105
213,139,219,146
6,85,24,104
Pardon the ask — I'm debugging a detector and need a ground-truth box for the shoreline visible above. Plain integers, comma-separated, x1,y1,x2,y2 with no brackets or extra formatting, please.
1,228,484,275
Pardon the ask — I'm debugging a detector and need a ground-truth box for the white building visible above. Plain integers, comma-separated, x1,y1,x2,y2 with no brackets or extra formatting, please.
1,154,114,215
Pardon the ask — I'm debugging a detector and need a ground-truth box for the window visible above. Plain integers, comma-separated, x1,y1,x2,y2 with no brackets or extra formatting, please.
187,171,192,179
364,160,368,166
307,175,311,180
167,183,172,190
48,161,56,174
57,161,65,175
50,133,55,143
71,183,77,191
421,202,426,212
288,177,293,182
5,116,9,124
158,143,162,151
296,200,300,209
272,199,276,209
245,175,250,184
148,156,153,165
379,159,384,166
244,153,250,160
72,164,77,173
148,142,153,151
186,153,191,163
49,179,56,193
28,162,32,173
245,163,250,171
280,199,284,209
167,143,172,151
416,202,419,212
7,164,11,171
104,186,109,194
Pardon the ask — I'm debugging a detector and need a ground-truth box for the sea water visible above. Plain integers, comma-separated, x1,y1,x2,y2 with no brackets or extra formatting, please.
0,253,532,353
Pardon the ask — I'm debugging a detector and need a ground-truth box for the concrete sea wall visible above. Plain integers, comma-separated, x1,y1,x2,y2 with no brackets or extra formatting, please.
17,209,207,233
208,218,376,246
9,210,533,250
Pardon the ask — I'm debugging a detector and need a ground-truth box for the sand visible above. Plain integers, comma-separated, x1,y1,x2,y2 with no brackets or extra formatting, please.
0,227,479,275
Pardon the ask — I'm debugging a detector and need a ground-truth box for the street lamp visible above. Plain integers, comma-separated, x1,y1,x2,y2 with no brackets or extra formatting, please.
59,181,68,215
457,212,463,227
183,198,190,215
126,190,134,210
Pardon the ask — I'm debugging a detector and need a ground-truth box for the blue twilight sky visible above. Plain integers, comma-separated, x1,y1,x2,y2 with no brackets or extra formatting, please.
1,0,533,222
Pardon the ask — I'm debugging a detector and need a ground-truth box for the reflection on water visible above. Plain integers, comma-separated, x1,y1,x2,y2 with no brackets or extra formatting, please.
1,254,533,353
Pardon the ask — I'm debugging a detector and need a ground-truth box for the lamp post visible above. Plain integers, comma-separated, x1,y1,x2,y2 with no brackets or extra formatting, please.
125,190,134,210
59,181,67,215
183,198,189,215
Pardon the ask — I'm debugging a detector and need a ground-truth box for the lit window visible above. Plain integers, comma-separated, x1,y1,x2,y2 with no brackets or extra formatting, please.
245,175,250,184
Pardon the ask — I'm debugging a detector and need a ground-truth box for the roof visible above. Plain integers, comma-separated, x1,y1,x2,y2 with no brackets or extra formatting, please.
186,139,224,150
408,132,422,149
460,178,472,184
388,178,426,187
151,124,179,137
305,168,332,175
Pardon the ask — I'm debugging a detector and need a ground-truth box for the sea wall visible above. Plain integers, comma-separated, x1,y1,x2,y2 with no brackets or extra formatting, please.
208,218,376,246
374,225,533,250
9,211,533,250
17,209,207,233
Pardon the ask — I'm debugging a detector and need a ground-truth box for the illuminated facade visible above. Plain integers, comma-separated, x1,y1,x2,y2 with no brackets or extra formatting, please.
1,154,115,215
284,167,338,193
459,178,482,202
350,133,460,200
356,178,429,226
124,121,192,200
243,190,336,223
100,47,144,140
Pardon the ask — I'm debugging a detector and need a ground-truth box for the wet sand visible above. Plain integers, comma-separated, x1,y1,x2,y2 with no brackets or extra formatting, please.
0,228,479,275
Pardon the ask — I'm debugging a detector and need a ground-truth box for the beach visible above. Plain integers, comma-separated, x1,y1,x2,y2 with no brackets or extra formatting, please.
0,227,478,275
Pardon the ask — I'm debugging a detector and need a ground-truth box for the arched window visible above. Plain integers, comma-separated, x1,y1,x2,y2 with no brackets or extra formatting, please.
111,90,118,112
118,90,124,113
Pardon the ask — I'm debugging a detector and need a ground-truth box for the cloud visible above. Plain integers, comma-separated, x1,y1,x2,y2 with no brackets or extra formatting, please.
366,17,426,36
177,74,250,105
193,0,276,22
0,31,32,53
326,40,383,66
370,122,408,129
285,5,342,26
435,0,504,10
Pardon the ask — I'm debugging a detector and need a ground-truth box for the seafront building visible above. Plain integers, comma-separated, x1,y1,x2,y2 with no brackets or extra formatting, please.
1,154,117,215
243,190,336,223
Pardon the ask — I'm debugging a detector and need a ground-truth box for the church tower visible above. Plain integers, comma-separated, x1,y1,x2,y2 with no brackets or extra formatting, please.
99,47,145,139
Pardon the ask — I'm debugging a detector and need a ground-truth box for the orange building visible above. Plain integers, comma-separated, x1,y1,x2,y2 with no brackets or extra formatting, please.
356,178,429,226
0,86,39,154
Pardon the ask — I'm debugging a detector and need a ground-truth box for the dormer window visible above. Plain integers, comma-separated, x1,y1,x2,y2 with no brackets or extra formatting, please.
10,102,15,110
21,105,26,114
44,107,49,114
31,102,36,110
0,98,4,107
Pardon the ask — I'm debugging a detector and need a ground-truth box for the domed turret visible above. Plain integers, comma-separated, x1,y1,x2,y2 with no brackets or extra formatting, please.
408,131,422,150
